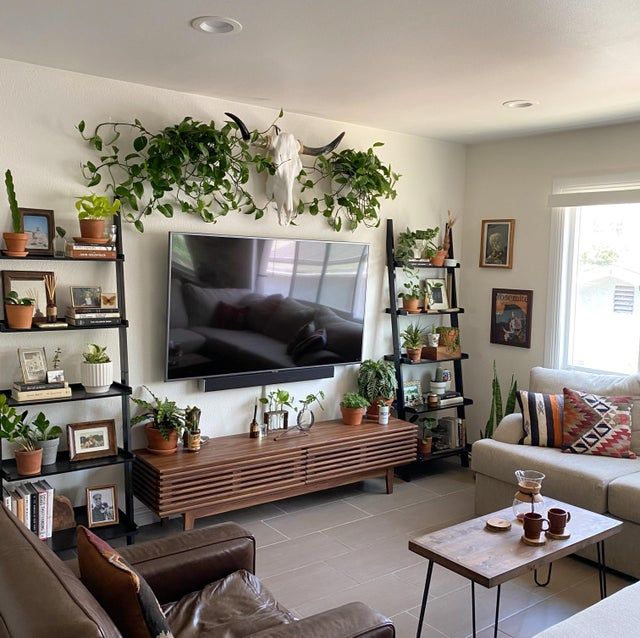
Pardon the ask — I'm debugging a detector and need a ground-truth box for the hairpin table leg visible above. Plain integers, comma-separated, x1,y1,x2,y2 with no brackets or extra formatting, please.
534,563,553,587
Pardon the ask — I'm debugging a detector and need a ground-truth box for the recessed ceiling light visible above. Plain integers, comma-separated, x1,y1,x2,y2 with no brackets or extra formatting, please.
190,16,242,34
502,100,538,109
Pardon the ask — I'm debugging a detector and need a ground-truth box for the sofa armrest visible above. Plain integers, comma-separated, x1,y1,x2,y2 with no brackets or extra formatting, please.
249,603,394,638
119,522,255,604
493,413,524,444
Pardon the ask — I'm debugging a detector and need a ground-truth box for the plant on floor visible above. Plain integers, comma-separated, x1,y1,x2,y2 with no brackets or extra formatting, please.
357,359,398,408
131,386,185,440
82,343,111,364
480,361,518,439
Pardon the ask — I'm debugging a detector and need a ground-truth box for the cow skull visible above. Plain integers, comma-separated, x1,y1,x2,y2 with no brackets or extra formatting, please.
226,113,345,226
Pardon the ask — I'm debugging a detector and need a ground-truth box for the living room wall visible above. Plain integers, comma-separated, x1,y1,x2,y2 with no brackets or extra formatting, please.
0,58,466,511
461,120,640,441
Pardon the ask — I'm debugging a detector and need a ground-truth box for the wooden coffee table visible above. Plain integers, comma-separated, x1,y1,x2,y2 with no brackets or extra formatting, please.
408,498,622,638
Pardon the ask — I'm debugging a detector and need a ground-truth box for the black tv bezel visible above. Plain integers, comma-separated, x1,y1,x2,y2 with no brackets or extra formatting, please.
164,231,369,391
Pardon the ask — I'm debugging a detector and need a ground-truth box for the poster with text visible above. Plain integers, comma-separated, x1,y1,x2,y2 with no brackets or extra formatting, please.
490,288,533,348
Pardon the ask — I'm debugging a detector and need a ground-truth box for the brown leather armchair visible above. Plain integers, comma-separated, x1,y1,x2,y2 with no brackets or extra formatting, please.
0,504,394,637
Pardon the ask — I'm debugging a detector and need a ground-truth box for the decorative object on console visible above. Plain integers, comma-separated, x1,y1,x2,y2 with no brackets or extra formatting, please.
517,390,562,447
19,208,54,257
260,389,294,432
2,270,51,322
249,402,261,439
357,358,397,419
32,412,62,465
2,170,28,257
85,485,119,528
403,380,423,408
481,361,518,439
274,391,326,440
340,393,369,426
184,405,202,452
425,278,448,310
401,322,425,362
490,288,532,348
75,194,121,241
479,218,515,268
43,273,57,323
378,400,390,425
18,347,48,383
131,386,185,455
80,343,113,394
512,469,545,522
3,291,34,329
68,419,117,462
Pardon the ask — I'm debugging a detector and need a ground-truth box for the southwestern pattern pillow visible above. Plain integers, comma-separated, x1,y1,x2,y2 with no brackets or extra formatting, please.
77,526,174,638
562,387,636,458
517,390,564,448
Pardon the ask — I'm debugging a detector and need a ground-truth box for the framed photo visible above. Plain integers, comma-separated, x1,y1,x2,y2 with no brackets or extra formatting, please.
18,347,48,383
70,286,102,308
403,380,423,407
490,288,533,348
2,270,53,322
425,278,449,310
68,420,117,461
19,208,54,256
101,292,117,309
86,484,119,528
479,219,515,268
47,369,65,383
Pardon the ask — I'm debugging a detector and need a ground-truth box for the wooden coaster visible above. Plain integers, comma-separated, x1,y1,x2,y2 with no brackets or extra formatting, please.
485,517,512,532
521,534,546,546
546,530,571,540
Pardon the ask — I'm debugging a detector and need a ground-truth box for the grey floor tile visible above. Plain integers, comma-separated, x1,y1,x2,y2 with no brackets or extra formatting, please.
412,468,476,496
322,511,407,549
391,611,447,638
344,480,439,515
275,485,356,514
394,561,469,599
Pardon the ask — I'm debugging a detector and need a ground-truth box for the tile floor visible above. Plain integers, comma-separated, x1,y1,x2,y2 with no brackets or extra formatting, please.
134,459,636,638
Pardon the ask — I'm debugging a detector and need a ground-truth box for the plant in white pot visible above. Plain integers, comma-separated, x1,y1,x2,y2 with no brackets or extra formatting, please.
32,412,62,465
81,344,113,394
0,395,41,476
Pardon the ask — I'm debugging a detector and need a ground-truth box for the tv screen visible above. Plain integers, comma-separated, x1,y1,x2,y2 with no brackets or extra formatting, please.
165,233,369,387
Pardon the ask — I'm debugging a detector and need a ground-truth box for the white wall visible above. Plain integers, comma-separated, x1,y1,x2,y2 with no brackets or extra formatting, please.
461,121,640,440
0,58,466,514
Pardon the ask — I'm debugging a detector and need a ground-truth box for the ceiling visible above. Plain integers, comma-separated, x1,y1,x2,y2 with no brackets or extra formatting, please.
3,1,640,142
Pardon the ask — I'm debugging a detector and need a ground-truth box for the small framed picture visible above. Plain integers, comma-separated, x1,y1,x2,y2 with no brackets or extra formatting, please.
2,270,53,323
490,288,533,348
20,208,55,256
70,286,102,308
68,420,117,461
403,380,423,407
18,347,48,383
479,219,515,268
425,278,449,310
86,484,119,528
47,369,65,383
101,292,117,309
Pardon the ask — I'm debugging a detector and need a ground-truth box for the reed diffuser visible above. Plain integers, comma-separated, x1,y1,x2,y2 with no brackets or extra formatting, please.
43,274,57,323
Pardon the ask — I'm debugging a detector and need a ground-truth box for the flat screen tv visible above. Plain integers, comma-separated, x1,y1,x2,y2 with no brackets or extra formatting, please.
165,232,369,390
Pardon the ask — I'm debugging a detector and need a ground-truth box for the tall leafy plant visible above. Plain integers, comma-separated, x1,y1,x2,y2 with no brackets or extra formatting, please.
481,361,518,439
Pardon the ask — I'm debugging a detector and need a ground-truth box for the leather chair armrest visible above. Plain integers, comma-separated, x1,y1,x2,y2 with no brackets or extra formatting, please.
249,603,395,638
492,413,524,444
119,522,255,604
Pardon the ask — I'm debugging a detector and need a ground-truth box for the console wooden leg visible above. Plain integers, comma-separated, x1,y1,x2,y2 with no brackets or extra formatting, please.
386,468,394,494
183,512,195,531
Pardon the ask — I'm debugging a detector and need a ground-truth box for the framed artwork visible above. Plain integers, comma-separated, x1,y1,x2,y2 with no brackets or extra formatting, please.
86,484,119,528
68,420,117,461
18,347,48,383
490,288,533,348
425,278,449,310
479,219,515,268
19,208,55,256
70,286,102,308
100,292,117,309
402,380,423,407
2,270,53,322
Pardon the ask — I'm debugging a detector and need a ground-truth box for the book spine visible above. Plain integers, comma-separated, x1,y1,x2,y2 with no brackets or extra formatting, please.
68,244,116,250
13,381,65,392
66,318,121,326
67,313,120,319
71,308,120,315
12,388,72,401
30,490,38,534
18,487,30,530
2,488,10,509
66,250,116,260
37,487,47,540
41,480,54,538
10,492,18,517
14,492,23,523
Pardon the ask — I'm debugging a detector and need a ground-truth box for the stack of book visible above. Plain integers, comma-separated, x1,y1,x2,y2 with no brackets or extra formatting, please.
11,381,72,402
439,391,464,407
66,307,121,327
2,481,54,540
434,416,466,450
65,242,117,260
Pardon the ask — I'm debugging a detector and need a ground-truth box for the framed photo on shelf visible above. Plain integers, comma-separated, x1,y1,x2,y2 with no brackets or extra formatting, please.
19,208,55,256
70,286,102,308
68,419,117,462
425,278,449,310
17,347,48,383
490,288,533,348
479,219,515,269
100,292,117,309
2,270,53,323
86,484,119,528
402,380,423,407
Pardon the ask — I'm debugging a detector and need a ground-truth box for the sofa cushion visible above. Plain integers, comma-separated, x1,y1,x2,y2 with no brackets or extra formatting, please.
314,307,363,361
213,302,249,330
472,438,640,512
164,570,296,638
562,388,635,458
77,526,174,638
517,390,563,448
262,297,315,343
241,293,284,333
292,328,327,361
608,473,640,524
169,279,189,329
168,328,207,355
183,285,251,327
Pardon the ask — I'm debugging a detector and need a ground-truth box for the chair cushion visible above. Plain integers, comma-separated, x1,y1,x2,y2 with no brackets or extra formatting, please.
164,570,296,638
517,390,563,448
77,526,174,638
608,472,640,524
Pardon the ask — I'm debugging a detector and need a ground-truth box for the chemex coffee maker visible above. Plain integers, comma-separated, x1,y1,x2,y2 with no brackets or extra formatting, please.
512,469,545,521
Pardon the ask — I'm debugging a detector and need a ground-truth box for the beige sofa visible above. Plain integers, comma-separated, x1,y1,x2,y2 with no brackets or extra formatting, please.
472,366,640,578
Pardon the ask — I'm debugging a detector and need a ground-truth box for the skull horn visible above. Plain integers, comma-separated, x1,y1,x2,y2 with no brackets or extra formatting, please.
300,132,345,156
225,112,251,141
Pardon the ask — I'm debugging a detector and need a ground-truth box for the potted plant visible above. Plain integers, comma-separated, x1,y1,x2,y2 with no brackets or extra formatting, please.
0,395,41,476
4,291,35,329
80,343,113,394
131,386,185,455
184,405,202,452
340,392,370,426
401,322,425,363
394,227,418,265
414,227,439,262
397,268,422,312
295,391,325,431
260,389,295,431
430,367,448,395
75,194,121,241
32,412,62,465
3,170,28,257
357,359,397,419
377,399,391,425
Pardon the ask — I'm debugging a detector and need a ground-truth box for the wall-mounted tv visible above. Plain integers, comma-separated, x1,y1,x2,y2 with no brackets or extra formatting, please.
165,233,369,391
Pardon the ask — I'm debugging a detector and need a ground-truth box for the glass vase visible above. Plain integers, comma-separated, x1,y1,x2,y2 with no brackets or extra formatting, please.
297,408,315,431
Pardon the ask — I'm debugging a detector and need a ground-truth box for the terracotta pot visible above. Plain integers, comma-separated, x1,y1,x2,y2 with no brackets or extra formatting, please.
406,347,422,363
2,232,28,256
79,219,106,240
366,397,393,419
431,250,447,267
340,406,365,426
145,423,178,455
15,448,43,477
4,303,34,329
417,438,433,456
402,297,420,312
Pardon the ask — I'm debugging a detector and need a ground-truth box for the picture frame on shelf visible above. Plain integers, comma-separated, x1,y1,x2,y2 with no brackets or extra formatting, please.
68,420,117,462
70,286,102,308
19,208,55,256
479,219,515,269
490,288,533,348
86,484,119,528
402,380,423,407
100,292,117,309
2,270,53,323
425,278,449,310
47,369,65,383
17,347,48,383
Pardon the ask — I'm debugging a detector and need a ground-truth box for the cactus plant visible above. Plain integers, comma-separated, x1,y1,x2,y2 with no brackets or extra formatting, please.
5,170,21,233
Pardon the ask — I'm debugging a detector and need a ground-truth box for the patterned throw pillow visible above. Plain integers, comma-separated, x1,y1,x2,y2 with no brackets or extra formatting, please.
77,526,174,638
562,387,636,458
517,390,564,447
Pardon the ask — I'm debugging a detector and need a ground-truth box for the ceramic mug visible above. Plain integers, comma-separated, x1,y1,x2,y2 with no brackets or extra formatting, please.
547,508,571,535
523,512,549,540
